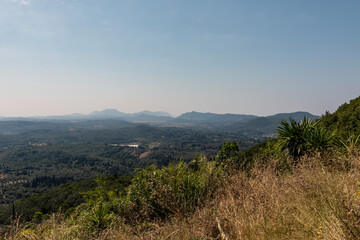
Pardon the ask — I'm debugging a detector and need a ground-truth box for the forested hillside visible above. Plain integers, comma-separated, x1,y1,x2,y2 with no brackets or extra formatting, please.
319,96,360,134
0,110,316,210
0,123,256,208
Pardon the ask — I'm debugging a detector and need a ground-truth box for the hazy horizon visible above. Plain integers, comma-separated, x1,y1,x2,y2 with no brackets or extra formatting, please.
1,0,359,117
0,107,327,119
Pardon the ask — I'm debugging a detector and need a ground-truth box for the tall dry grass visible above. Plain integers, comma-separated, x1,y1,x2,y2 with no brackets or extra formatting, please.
3,149,360,240
134,151,360,240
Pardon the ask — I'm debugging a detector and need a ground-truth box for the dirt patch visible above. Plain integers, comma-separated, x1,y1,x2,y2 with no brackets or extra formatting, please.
139,151,151,159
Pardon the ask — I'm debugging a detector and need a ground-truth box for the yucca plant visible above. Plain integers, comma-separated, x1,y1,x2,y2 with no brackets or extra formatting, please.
306,126,334,152
277,117,334,163
277,117,314,160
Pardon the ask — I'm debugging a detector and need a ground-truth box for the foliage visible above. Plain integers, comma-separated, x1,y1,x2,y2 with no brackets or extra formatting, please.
0,120,257,207
0,175,131,224
119,157,223,222
3,99,360,238
4,148,360,239
80,177,122,232
85,202,113,231
216,141,240,163
335,134,360,158
83,177,112,203
306,126,334,152
33,211,50,224
277,117,333,161
277,117,314,159
319,96,360,135
13,157,224,236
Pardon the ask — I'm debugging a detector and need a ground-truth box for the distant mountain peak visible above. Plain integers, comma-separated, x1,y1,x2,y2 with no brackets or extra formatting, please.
90,109,123,115
267,111,319,120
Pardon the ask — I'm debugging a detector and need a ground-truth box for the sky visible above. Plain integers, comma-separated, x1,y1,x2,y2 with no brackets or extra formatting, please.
0,0,359,117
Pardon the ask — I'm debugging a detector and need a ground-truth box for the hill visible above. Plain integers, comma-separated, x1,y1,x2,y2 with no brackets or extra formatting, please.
177,111,257,123
224,111,319,137
319,96,360,135
175,111,319,138
0,110,319,138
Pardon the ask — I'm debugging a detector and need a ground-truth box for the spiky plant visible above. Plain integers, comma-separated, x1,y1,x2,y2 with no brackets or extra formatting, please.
306,126,334,152
336,134,360,157
277,117,335,162
277,117,314,160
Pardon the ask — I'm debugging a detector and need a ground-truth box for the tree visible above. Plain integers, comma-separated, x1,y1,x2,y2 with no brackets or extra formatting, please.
216,141,239,163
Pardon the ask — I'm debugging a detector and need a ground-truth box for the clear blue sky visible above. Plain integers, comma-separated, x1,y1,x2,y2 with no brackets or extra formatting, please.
0,0,359,117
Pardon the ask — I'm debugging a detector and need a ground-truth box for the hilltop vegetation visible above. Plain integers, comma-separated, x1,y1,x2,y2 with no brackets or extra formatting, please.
319,96,360,135
3,139,360,239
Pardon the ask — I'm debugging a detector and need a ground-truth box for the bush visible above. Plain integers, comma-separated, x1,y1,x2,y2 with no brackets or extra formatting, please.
119,157,223,222
216,141,239,163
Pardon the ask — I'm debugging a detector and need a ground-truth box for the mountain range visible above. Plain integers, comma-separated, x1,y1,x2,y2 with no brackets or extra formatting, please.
0,109,320,137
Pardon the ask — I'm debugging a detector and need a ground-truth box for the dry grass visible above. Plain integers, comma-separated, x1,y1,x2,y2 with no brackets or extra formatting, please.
3,150,360,240
137,152,360,240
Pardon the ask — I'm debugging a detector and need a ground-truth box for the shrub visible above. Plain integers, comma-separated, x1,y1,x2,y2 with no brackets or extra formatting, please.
80,177,118,232
216,141,240,163
119,157,223,222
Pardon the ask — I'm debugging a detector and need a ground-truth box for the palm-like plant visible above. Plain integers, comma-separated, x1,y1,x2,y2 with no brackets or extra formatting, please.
277,117,334,161
277,117,313,159
306,127,334,152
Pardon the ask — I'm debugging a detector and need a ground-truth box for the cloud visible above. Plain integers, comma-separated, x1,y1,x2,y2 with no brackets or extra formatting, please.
19,0,30,5
3,0,31,6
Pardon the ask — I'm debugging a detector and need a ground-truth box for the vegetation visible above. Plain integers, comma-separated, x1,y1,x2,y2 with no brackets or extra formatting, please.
0,176,132,224
277,117,333,161
121,157,222,222
319,95,360,135
2,141,360,239
216,141,239,162
0,123,257,208
1,98,360,239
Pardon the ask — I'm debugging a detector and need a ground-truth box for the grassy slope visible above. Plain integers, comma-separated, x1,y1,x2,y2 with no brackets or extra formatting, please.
4,151,360,240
